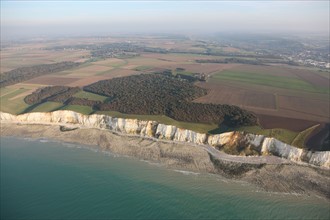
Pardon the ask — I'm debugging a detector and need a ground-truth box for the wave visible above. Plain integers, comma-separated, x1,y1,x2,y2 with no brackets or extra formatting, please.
173,169,200,175
39,139,49,143
139,159,163,167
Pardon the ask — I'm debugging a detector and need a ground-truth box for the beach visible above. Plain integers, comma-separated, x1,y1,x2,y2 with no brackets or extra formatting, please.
1,122,329,200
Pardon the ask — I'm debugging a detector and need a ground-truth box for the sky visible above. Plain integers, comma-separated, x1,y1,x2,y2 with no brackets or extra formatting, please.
1,1,329,39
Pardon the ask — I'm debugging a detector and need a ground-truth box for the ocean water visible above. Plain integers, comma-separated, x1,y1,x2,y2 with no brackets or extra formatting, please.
1,137,329,220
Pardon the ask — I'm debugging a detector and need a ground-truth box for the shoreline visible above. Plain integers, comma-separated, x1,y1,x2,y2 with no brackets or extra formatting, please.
1,110,329,169
1,122,330,200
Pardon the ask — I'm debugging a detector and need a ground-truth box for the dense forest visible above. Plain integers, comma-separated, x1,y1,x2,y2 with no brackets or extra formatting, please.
23,74,258,127
0,62,80,87
46,43,166,59
84,74,207,110
24,86,81,105
153,69,205,82
195,58,263,65
85,74,258,126
195,58,297,66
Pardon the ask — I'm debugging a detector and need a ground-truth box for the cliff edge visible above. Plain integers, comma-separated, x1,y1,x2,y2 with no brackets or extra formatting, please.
1,110,329,168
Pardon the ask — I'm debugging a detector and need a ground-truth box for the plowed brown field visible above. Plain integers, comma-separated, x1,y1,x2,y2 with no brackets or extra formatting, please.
194,82,276,109
24,76,80,86
161,63,239,74
194,64,329,131
67,69,139,87
293,70,329,87
257,114,318,132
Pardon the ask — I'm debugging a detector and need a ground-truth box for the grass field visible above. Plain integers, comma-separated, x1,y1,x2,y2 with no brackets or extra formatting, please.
217,123,323,148
215,125,298,145
73,91,108,101
316,70,330,79
93,58,128,68
96,111,218,133
1,47,89,73
62,64,113,77
60,105,94,115
291,124,320,148
0,87,317,147
30,102,64,112
0,87,15,96
134,66,153,71
0,88,31,114
196,65,329,128
174,70,194,76
1,37,327,150
213,70,328,94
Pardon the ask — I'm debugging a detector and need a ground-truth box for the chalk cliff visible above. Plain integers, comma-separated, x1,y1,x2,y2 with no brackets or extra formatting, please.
1,110,329,168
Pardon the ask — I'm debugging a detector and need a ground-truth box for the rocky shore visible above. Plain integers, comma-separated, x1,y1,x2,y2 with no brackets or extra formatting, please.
1,110,330,199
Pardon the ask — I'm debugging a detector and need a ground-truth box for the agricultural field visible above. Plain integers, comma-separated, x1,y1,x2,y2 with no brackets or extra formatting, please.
96,111,218,133
1,36,329,149
212,70,328,94
60,105,94,115
133,66,153,71
195,64,329,134
73,91,108,102
63,65,113,77
0,43,89,73
12,51,238,89
29,101,64,113
24,76,80,86
0,87,31,114
0,83,43,114
223,125,298,146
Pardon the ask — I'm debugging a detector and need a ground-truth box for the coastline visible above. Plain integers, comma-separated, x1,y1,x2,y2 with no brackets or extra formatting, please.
1,122,330,200
1,110,329,168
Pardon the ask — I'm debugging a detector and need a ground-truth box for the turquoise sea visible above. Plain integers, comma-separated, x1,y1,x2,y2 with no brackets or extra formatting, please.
1,137,329,219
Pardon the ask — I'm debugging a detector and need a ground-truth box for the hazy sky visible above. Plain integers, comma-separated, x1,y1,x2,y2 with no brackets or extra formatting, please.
1,1,329,38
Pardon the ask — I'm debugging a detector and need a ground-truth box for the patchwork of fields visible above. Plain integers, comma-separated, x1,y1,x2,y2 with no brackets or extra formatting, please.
0,46,89,73
195,65,329,132
1,38,329,149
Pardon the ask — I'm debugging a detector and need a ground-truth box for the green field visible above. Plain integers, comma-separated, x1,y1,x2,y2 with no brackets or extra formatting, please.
73,91,108,101
315,70,330,79
134,66,153,71
0,87,15,96
291,124,320,148
30,102,64,112
96,110,218,133
213,70,329,94
0,87,316,147
111,59,128,68
60,105,94,115
174,70,194,76
96,110,311,146
0,88,31,114
217,124,322,149
216,125,298,145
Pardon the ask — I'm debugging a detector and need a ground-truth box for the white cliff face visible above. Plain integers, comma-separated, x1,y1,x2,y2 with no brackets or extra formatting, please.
0,112,16,121
155,124,177,140
261,138,330,168
113,118,155,136
308,151,330,168
261,138,303,162
207,132,264,151
207,132,237,147
207,134,222,147
207,132,234,147
1,110,329,168
173,128,207,144
244,133,265,148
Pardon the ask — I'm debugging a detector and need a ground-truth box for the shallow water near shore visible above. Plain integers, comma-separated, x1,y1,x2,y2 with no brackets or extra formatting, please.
1,137,329,219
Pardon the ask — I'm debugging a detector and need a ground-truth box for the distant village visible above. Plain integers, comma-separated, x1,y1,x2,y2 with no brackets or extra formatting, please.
283,50,330,69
